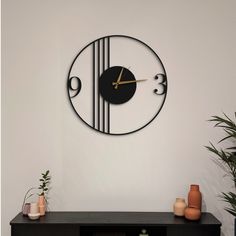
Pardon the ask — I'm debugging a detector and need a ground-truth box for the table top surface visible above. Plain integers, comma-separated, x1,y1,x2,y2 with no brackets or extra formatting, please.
10,211,221,226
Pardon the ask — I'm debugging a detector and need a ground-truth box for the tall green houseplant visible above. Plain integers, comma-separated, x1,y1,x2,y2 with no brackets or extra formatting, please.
206,112,236,216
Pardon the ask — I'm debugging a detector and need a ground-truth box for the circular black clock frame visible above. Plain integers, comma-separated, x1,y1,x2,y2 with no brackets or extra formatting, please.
67,35,168,135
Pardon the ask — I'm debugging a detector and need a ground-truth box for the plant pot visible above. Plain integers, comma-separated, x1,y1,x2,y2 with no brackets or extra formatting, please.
38,195,46,216
39,205,46,216
38,195,45,205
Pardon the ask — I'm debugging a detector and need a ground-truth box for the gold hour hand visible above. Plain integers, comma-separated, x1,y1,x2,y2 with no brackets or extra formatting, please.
112,79,147,86
114,67,124,89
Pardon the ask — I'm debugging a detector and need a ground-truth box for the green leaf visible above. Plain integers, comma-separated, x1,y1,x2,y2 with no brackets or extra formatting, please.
225,208,236,217
206,112,236,217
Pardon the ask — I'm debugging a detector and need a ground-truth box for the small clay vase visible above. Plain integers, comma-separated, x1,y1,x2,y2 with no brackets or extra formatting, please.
22,203,31,216
173,198,187,216
185,207,201,220
38,195,46,216
188,184,202,210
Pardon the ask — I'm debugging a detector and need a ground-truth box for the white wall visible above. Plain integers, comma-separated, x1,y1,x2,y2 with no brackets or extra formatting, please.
2,0,236,235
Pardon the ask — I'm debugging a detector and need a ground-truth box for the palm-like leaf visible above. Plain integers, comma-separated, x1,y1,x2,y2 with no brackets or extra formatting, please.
206,112,236,217
221,192,236,217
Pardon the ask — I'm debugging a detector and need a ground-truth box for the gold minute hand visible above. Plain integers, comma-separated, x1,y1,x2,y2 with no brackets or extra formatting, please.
112,79,147,86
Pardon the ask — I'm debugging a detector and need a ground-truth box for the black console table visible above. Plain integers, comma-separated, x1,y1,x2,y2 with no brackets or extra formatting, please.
10,211,221,236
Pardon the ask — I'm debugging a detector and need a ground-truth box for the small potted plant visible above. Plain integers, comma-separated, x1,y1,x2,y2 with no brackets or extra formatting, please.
22,170,51,216
38,170,51,216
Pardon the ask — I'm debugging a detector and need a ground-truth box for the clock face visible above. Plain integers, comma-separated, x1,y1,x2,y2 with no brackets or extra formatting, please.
67,35,167,135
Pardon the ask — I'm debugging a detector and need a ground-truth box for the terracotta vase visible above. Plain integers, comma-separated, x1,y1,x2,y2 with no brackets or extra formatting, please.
188,184,202,210
185,207,201,220
38,195,46,216
173,198,187,216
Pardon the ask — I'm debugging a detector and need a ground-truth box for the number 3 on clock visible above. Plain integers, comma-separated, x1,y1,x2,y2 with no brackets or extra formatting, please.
154,73,167,95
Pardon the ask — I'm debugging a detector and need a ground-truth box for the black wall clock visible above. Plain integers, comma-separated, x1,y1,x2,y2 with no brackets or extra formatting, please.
67,35,167,135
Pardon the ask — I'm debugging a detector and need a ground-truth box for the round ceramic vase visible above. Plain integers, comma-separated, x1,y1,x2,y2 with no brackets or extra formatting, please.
173,198,187,216
185,207,201,221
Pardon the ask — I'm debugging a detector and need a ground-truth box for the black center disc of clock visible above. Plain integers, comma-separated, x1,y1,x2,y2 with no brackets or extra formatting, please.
99,66,136,105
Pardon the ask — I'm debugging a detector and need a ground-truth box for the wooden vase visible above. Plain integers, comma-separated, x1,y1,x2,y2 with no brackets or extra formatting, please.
188,184,202,210
173,198,187,216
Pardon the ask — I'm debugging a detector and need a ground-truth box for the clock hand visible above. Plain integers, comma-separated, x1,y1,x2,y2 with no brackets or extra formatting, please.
114,67,124,89
112,79,147,86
